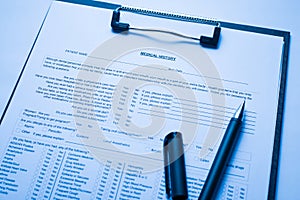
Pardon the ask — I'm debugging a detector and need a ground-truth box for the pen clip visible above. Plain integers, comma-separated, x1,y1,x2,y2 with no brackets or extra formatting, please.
163,132,188,200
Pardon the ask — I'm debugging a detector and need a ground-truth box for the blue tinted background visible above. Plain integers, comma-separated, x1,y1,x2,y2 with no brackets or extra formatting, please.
0,0,299,199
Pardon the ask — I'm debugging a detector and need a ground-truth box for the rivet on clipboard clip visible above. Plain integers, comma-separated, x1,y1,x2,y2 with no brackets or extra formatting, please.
111,7,221,49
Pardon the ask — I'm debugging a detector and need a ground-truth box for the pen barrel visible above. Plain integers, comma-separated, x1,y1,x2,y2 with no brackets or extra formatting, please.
164,132,188,200
199,118,242,200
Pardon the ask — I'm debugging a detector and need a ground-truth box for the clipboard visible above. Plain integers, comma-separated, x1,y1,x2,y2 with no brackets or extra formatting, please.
0,0,290,199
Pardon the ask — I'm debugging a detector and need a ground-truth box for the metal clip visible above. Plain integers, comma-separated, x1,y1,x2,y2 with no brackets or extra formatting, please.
200,26,221,48
111,9,130,32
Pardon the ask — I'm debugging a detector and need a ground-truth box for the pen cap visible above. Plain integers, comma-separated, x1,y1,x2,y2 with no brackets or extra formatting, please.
163,132,188,199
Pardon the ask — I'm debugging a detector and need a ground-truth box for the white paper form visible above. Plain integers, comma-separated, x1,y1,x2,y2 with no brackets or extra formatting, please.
0,1,284,199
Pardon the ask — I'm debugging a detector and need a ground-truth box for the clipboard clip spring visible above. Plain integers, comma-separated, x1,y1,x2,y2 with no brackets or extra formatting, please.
111,8,221,49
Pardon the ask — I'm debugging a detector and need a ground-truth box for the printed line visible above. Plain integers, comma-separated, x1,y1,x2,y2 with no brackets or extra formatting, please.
245,114,257,119
137,111,225,129
114,164,126,200
87,56,248,86
186,164,209,172
170,105,256,126
185,165,246,179
174,98,257,115
242,131,255,135
65,141,163,162
173,101,257,120
244,122,255,127
183,71,248,85
242,126,255,132
139,107,226,126
225,172,245,179
170,108,227,122
172,105,230,118
173,101,235,115
245,119,256,123
88,55,167,72
137,110,256,135
49,151,66,199
175,98,236,110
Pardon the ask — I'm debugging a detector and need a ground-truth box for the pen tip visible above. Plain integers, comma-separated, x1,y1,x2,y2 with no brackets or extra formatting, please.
234,101,245,120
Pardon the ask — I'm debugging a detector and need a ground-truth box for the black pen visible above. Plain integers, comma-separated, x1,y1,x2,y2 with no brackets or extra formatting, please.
163,132,188,200
198,101,245,200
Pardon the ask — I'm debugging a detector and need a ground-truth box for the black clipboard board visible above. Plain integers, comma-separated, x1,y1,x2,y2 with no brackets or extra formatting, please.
54,1,291,198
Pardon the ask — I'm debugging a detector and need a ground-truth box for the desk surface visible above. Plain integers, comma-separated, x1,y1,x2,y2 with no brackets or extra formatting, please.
1,0,299,199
